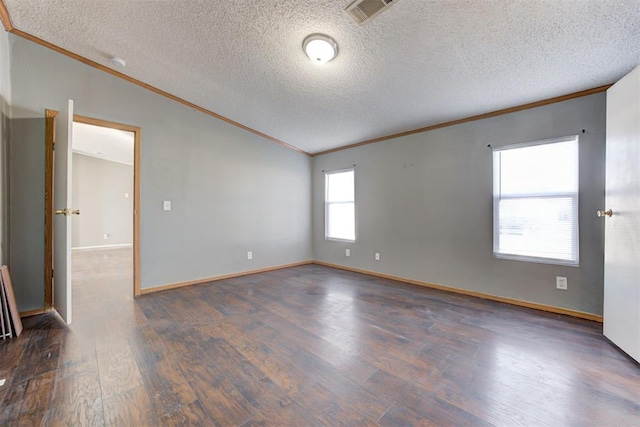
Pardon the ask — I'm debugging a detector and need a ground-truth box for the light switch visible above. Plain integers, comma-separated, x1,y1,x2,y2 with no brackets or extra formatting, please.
163,200,171,211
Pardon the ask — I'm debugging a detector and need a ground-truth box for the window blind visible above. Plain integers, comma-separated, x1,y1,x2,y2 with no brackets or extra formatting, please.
493,136,579,265
325,169,355,241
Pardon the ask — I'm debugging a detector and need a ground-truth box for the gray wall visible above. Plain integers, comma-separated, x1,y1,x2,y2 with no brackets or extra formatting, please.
8,35,312,310
0,29,11,266
313,93,606,316
4,32,607,316
9,118,45,311
72,153,133,248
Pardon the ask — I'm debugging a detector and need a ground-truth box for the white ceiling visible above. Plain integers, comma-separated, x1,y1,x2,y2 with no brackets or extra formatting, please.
5,1,640,154
72,122,134,166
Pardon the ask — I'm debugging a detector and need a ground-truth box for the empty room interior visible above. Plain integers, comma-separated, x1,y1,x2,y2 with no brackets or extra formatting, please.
0,1,639,425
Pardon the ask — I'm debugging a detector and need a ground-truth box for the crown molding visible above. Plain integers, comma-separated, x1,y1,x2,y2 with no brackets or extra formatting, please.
0,1,309,156
312,84,611,156
0,1,612,158
0,0,13,31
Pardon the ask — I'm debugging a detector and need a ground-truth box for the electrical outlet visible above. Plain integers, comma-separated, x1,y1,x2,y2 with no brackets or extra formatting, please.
103,233,109,240
556,276,568,290
247,251,253,260
345,249,350,257
163,200,171,211
375,252,380,261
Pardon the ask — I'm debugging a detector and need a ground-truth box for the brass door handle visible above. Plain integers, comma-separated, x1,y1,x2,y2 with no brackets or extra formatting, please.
55,209,80,216
597,209,613,218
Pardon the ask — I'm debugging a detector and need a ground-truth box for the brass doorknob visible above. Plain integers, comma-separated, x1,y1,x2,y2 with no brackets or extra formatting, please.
597,209,613,218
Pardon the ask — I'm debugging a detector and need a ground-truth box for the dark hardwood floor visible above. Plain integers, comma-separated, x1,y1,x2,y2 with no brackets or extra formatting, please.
1,247,639,426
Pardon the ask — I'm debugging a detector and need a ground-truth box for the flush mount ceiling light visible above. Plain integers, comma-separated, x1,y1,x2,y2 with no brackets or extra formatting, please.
110,56,126,67
303,34,338,65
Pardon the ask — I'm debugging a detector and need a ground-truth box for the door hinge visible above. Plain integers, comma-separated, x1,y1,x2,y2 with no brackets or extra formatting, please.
52,142,55,151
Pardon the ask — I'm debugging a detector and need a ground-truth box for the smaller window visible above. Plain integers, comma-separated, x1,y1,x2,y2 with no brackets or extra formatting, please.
493,136,579,266
325,169,355,241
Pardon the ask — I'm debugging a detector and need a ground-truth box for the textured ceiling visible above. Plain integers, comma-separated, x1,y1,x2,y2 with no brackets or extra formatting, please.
4,1,640,154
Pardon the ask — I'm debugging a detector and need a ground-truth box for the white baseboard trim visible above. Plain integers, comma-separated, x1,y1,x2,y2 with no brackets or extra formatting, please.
72,243,133,251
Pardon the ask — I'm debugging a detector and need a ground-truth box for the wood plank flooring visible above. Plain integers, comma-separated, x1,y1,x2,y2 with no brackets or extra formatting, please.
1,247,639,425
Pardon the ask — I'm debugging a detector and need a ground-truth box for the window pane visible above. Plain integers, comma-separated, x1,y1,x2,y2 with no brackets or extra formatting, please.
327,170,354,202
327,202,355,240
493,137,579,265
496,197,577,262
496,139,578,196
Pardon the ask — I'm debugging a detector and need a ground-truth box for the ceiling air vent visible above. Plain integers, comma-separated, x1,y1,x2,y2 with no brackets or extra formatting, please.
345,0,396,25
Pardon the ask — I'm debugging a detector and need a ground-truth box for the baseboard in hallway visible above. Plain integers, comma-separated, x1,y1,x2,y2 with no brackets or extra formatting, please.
72,244,133,251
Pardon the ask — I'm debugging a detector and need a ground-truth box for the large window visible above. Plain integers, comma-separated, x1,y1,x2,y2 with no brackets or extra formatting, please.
325,169,355,241
493,136,579,266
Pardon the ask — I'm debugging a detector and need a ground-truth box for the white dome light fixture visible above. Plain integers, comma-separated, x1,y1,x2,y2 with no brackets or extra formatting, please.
110,56,126,67
303,34,338,65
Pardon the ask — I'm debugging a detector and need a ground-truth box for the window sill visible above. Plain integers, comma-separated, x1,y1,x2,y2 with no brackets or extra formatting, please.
325,237,355,243
494,253,579,267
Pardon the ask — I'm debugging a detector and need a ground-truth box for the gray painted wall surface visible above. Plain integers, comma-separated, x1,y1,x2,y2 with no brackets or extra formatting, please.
4,33,606,316
0,29,11,266
0,112,7,267
9,118,45,311
313,94,606,315
8,35,312,309
72,153,133,248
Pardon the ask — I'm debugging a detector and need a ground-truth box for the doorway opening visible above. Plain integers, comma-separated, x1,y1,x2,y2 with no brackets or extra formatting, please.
72,122,135,311
44,112,141,314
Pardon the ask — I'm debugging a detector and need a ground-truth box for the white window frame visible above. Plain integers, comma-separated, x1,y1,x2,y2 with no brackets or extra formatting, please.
324,168,356,242
493,135,579,266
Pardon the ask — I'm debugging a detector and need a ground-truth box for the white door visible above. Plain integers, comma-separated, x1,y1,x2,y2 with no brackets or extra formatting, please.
53,99,75,324
603,66,640,363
